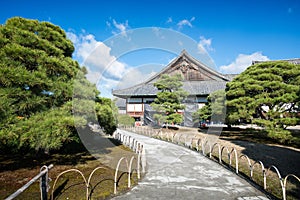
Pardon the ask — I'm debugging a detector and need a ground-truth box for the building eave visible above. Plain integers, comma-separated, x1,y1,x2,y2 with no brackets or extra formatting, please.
112,80,228,98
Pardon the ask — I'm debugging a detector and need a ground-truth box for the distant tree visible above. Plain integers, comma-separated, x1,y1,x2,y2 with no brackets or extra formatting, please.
117,114,135,126
0,17,96,152
226,61,300,142
95,97,117,135
151,74,188,125
192,104,211,126
193,90,226,125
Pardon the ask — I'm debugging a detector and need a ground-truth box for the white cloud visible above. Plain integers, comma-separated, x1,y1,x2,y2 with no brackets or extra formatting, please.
86,70,102,84
219,52,269,74
98,68,158,98
106,59,127,79
106,67,156,90
85,43,127,80
118,68,157,89
78,35,101,61
152,27,165,39
198,36,213,54
99,76,119,90
177,17,195,29
66,31,160,98
67,31,101,62
66,31,127,83
112,19,129,36
66,32,78,44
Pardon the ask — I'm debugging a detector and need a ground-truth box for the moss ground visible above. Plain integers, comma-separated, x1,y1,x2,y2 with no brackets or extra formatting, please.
0,139,140,200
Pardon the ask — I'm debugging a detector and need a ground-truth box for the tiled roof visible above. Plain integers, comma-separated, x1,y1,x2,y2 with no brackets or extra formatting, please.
112,50,235,98
114,97,126,108
113,81,228,98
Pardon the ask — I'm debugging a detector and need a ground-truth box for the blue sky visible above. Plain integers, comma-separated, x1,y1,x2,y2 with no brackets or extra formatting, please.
1,0,300,97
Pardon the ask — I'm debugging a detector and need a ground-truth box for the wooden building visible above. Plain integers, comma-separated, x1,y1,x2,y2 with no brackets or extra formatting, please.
112,50,236,126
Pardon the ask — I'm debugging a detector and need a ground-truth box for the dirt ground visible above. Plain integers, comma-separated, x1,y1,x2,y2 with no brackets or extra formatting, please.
218,138,300,176
158,126,300,176
0,137,139,199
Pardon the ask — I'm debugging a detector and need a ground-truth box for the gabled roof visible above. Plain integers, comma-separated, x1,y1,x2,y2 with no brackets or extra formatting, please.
112,50,234,98
145,50,229,83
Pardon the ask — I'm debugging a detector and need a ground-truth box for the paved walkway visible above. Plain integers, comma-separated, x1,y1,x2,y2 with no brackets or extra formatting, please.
113,130,270,200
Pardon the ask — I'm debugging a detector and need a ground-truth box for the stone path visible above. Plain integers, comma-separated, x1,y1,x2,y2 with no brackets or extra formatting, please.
112,129,270,200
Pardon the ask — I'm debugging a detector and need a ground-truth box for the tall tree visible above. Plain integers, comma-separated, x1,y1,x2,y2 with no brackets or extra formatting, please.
0,17,95,152
226,61,300,142
151,74,188,125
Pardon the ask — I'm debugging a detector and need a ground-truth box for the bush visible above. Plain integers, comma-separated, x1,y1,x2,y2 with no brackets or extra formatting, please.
266,128,293,144
117,114,135,126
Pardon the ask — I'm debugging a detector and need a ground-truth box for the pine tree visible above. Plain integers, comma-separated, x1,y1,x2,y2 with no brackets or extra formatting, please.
226,61,300,142
193,90,226,125
151,74,188,125
0,17,94,152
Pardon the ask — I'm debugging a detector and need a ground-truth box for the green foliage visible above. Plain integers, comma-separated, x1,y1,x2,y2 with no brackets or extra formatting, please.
226,61,300,142
266,129,293,143
0,17,95,152
192,104,211,123
151,74,188,125
117,114,135,126
95,97,117,135
0,103,77,152
72,70,99,127
192,90,226,123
